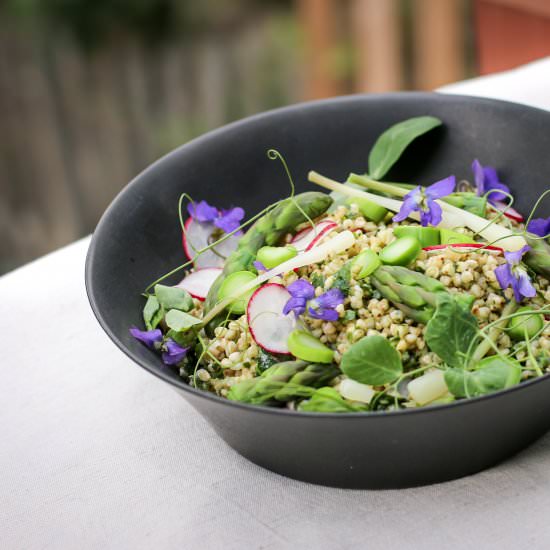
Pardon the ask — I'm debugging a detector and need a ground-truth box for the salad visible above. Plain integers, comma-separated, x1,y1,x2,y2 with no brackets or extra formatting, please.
131,116,550,413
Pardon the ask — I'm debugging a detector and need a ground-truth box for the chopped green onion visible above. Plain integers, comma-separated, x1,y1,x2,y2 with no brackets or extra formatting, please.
218,271,258,314
287,330,334,363
345,197,388,223
439,228,475,245
351,249,381,278
256,245,298,269
393,225,440,247
379,236,421,266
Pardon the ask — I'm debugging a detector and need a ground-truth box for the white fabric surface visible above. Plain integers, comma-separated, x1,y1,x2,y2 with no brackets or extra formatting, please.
2,59,550,550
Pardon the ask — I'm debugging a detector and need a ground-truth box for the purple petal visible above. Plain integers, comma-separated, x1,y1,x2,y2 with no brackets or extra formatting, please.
308,306,339,321
516,270,537,300
472,159,485,193
315,288,344,309
130,327,162,349
187,200,218,223
425,175,455,200
283,296,307,316
253,260,267,272
527,217,550,238
503,245,531,266
495,263,514,291
424,199,442,227
214,207,245,234
484,179,511,204
161,339,189,365
393,188,422,222
287,279,315,300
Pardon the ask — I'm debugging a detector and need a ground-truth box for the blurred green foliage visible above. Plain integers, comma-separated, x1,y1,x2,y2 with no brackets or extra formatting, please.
3,0,290,49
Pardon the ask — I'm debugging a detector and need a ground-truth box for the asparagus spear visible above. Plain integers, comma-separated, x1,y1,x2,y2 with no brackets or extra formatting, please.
371,265,474,324
204,192,332,329
227,360,339,404
525,234,550,279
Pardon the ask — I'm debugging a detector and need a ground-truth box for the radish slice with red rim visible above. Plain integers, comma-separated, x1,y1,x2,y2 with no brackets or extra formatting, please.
291,220,338,252
175,267,222,301
489,201,524,223
247,283,297,354
423,243,503,254
182,218,241,268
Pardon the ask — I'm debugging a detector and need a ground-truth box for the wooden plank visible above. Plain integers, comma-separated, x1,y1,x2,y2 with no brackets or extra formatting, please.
475,0,550,74
481,0,550,19
297,0,342,99
351,0,403,92
413,0,466,90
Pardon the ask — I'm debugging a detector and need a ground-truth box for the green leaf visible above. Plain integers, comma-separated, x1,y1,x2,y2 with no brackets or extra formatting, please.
425,294,478,368
444,356,522,398
368,116,442,180
143,295,163,330
256,348,281,374
154,284,193,312
340,335,403,385
298,387,368,413
165,309,202,332
332,262,352,296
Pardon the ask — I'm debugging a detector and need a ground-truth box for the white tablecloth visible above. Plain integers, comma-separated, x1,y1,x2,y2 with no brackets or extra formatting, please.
2,58,550,550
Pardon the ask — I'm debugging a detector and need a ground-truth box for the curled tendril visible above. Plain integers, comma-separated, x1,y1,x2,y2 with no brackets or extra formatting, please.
267,148,316,233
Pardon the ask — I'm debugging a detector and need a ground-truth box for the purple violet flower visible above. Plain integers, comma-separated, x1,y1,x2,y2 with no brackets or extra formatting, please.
129,327,162,349
161,339,189,366
283,280,315,316
187,200,219,223
187,200,245,235
308,288,344,321
215,207,245,234
393,176,456,227
283,280,344,321
494,245,536,302
471,159,511,205
253,260,267,272
527,217,550,238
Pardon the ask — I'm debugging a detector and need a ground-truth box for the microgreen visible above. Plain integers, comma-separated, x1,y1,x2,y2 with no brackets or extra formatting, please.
368,115,442,180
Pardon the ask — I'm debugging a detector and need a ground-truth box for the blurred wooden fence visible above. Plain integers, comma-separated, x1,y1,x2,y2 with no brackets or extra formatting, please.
0,12,301,273
0,1,474,274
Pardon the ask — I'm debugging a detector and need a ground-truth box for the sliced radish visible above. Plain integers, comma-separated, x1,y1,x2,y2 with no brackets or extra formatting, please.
175,267,222,301
182,217,241,268
423,243,503,254
291,220,338,252
247,284,296,354
489,202,524,223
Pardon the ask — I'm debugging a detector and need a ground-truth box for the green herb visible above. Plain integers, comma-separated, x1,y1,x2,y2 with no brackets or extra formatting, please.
143,295,163,330
444,356,522,398
344,310,357,321
425,294,478,368
444,193,487,217
154,284,193,312
256,348,280,374
298,387,368,413
332,262,352,296
311,272,326,289
165,309,202,332
341,335,403,385
368,116,442,180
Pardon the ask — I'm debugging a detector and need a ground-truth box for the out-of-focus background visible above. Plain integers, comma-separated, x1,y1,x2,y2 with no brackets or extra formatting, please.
1,0,549,274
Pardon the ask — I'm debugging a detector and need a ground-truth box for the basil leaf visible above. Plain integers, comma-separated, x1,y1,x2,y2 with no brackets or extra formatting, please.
368,116,442,180
256,348,281,374
154,284,193,312
444,356,522,398
298,387,367,413
143,295,163,330
332,262,352,296
340,335,403,385
165,309,202,332
425,294,478,368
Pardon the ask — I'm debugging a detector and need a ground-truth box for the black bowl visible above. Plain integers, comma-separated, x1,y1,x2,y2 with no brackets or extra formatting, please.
86,92,550,488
